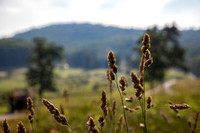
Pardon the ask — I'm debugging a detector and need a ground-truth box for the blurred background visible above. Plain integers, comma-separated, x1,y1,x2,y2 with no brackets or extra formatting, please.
0,0,200,132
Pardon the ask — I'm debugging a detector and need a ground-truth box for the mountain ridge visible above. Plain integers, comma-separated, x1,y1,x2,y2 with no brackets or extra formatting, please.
0,23,200,71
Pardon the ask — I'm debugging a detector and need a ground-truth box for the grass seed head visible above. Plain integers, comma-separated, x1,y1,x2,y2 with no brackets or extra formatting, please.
17,121,26,133
146,96,152,109
101,90,108,117
119,76,127,92
135,106,141,110
170,104,190,110
112,99,117,116
144,49,151,60
107,50,116,65
107,51,118,73
130,72,139,84
42,98,69,126
2,119,10,133
27,97,34,123
125,96,133,102
112,64,118,73
88,117,100,133
108,69,115,80
144,57,153,70
142,33,151,49
98,115,105,127
168,100,174,105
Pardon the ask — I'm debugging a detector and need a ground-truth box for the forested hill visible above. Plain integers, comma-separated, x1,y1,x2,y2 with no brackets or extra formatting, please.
13,23,144,55
14,23,144,45
0,23,200,72
12,23,145,69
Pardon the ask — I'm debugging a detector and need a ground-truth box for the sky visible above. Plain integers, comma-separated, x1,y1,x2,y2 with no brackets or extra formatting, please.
0,0,200,38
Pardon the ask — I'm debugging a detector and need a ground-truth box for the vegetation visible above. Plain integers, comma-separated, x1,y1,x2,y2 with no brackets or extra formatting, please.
26,37,63,96
0,38,31,69
0,68,199,133
136,24,187,82
0,25,200,133
1,33,200,133
0,23,200,77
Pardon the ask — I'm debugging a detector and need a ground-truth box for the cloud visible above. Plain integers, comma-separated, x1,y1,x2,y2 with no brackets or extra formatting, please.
0,0,199,38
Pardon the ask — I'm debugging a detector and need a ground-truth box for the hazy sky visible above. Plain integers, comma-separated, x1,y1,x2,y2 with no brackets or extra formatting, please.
0,0,200,38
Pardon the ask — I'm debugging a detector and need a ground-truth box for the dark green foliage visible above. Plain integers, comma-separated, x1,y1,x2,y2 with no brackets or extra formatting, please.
136,25,187,82
190,56,200,76
0,23,199,73
26,37,63,96
14,23,143,69
0,38,32,69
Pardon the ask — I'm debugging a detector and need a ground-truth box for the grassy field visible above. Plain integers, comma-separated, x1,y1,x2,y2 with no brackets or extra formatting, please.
0,68,200,133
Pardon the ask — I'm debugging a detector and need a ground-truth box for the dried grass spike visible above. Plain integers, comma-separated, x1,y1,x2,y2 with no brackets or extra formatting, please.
27,97,34,115
146,96,152,109
142,33,151,49
144,49,151,60
168,100,174,105
112,99,116,116
119,76,127,92
125,96,133,102
17,121,26,133
2,119,10,133
135,106,141,110
109,69,115,80
27,97,34,123
88,117,100,133
130,72,139,85
170,104,190,110
42,98,69,126
112,64,118,73
101,90,108,117
98,115,105,127
144,57,153,70
107,50,116,65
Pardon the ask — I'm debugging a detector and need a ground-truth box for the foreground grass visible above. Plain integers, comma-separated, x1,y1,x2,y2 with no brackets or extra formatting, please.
0,68,200,132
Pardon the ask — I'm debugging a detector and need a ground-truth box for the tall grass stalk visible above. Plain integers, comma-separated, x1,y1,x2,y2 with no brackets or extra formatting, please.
142,71,147,133
115,73,129,133
67,125,74,133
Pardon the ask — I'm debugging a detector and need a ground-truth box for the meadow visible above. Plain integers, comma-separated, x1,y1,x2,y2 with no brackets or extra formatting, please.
0,66,199,133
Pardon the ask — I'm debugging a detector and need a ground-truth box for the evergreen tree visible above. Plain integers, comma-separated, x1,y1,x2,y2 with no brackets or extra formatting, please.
26,37,63,96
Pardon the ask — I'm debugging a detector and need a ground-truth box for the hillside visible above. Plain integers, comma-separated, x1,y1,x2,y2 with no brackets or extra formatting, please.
14,23,143,46
0,23,200,73
13,23,145,68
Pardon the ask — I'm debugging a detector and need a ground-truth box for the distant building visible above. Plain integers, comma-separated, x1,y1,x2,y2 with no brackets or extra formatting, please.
0,71,7,78
56,62,70,69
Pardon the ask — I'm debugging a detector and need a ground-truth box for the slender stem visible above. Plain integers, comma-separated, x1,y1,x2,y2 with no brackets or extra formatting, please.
143,71,147,133
67,125,75,133
113,115,115,133
31,122,34,133
115,73,129,133
108,81,115,133
101,126,103,133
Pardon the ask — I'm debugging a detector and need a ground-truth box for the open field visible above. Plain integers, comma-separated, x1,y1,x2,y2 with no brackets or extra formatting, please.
0,68,200,133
